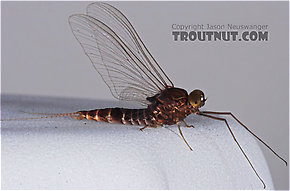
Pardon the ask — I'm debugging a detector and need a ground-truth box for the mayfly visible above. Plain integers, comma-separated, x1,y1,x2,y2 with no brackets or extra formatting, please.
3,2,287,189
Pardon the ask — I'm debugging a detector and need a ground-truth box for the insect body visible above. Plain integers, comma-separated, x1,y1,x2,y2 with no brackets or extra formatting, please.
3,2,286,189
77,88,197,127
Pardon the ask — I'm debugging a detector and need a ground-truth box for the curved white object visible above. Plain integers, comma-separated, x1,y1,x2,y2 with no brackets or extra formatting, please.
1,95,273,189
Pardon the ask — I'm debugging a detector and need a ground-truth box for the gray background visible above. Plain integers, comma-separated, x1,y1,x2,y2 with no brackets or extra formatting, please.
2,1,289,189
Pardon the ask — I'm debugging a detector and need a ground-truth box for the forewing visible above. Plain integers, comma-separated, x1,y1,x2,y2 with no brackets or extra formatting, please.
69,2,174,105
86,2,174,88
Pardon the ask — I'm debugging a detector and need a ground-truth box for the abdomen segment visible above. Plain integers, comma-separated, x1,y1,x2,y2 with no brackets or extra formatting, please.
77,108,157,126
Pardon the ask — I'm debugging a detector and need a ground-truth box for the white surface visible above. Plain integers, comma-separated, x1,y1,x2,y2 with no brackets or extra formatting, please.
1,94,274,189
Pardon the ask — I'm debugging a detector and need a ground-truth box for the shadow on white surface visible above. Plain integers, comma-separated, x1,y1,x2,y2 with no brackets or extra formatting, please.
1,94,273,189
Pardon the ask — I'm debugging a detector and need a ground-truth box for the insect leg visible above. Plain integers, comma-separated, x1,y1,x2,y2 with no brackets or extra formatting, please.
201,111,287,166
140,125,148,131
182,120,195,128
198,112,266,189
177,122,193,151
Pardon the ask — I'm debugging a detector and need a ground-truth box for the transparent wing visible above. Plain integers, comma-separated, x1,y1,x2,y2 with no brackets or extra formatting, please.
69,2,174,105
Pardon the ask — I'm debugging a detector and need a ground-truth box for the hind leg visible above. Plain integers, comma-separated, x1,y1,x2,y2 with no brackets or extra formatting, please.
139,125,148,131
139,124,159,131
182,120,195,128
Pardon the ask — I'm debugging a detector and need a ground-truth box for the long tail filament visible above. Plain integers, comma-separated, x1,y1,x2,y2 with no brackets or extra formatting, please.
1,112,80,121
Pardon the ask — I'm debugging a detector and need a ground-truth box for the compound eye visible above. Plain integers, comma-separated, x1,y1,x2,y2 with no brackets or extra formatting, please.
188,89,206,108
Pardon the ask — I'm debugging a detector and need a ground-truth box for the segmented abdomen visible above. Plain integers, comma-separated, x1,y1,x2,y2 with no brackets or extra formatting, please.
78,108,157,126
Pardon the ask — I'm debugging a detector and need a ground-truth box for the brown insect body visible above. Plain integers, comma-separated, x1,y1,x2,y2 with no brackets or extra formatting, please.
78,87,194,127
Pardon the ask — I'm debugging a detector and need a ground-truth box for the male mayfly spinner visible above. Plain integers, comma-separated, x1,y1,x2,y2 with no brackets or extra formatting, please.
5,2,286,189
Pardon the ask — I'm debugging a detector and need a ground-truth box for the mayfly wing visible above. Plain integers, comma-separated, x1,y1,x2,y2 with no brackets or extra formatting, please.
85,2,174,87
69,2,174,105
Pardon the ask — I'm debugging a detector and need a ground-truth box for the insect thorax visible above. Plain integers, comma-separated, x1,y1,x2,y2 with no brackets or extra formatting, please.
148,87,193,126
